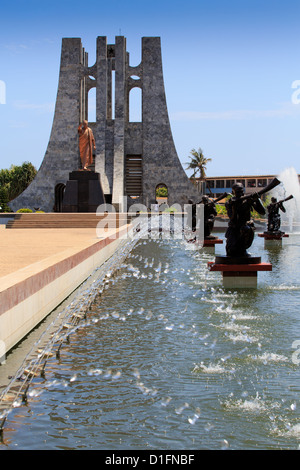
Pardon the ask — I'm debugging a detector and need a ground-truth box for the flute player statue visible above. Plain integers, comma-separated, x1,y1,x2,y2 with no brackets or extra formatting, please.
267,195,293,233
225,178,281,257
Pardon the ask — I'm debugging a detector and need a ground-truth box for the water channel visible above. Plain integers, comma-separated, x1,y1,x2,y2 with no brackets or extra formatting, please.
1,228,300,450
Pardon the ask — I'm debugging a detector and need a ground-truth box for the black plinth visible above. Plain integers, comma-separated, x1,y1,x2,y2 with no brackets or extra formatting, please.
215,255,261,265
258,231,288,240
62,171,106,213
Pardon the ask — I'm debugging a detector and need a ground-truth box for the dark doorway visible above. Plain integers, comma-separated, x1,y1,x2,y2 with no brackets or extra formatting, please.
54,183,66,212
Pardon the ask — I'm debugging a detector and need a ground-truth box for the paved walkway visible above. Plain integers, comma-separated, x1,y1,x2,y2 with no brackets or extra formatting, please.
0,226,119,278
0,224,130,389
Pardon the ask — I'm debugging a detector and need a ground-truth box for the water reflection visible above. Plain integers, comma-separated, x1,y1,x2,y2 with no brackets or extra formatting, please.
1,234,300,450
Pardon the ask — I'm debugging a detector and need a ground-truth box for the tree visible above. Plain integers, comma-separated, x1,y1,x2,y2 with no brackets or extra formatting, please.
185,147,212,180
0,162,37,201
0,186,11,212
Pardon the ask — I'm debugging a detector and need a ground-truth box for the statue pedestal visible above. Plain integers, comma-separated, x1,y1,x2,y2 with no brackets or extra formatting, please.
202,237,223,253
258,231,289,247
62,171,105,213
208,255,272,288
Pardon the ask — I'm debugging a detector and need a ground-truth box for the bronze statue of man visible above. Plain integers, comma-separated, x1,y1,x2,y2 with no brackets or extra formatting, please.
225,183,265,257
78,120,96,170
200,195,218,238
267,197,286,232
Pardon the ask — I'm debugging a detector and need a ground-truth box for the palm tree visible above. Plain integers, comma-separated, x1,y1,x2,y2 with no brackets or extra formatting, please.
185,147,212,180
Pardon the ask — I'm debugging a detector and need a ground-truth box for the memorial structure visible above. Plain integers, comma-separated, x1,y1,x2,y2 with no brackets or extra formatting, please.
10,36,199,213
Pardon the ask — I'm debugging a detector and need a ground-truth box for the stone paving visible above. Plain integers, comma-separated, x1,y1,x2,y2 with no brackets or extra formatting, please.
0,226,117,277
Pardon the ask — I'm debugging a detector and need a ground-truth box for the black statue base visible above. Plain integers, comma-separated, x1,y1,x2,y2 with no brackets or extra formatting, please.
202,236,223,252
214,255,261,265
62,170,105,213
258,231,289,240
208,255,272,288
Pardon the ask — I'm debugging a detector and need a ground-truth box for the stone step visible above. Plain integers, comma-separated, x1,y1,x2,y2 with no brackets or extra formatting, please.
6,213,131,229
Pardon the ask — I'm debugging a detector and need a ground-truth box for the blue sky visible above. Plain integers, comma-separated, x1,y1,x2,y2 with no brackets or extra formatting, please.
1,0,300,178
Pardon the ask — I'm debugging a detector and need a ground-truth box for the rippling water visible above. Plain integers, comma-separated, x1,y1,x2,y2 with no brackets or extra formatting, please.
1,233,300,450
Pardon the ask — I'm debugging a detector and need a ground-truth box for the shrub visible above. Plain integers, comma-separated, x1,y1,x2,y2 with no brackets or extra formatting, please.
156,186,168,198
16,208,33,213
216,203,227,216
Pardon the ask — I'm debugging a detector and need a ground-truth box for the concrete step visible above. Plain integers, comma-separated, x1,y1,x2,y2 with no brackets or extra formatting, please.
6,213,131,229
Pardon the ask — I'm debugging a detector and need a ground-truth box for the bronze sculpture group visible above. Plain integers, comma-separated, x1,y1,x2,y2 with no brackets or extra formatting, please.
194,177,293,258
223,178,293,257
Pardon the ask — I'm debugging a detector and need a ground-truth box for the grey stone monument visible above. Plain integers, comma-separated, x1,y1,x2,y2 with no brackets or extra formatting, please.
10,36,199,212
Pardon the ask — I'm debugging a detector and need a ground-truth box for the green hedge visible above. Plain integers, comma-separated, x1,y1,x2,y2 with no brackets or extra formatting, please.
16,208,33,213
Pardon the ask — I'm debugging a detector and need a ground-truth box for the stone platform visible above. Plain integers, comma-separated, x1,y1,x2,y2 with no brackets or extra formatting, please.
62,170,106,213
202,237,223,253
208,255,272,288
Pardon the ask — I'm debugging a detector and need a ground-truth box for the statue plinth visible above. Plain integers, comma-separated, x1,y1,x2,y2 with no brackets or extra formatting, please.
202,236,223,253
258,231,289,240
62,171,105,213
258,230,289,247
208,255,272,288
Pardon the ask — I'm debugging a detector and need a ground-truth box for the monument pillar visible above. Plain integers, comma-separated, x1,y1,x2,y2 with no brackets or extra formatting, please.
112,36,126,212
10,38,84,212
95,36,109,194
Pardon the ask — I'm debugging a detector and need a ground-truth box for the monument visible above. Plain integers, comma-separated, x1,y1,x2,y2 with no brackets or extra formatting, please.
9,36,199,213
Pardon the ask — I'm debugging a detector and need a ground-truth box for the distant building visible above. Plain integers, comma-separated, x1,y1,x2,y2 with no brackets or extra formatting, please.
199,174,300,198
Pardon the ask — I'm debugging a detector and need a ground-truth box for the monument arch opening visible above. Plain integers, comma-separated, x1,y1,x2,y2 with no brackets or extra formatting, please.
156,183,168,207
88,87,96,123
129,87,142,122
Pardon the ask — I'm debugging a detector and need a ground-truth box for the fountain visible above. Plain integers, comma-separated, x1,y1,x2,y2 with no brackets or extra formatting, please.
1,231,300,450
273,167,300,233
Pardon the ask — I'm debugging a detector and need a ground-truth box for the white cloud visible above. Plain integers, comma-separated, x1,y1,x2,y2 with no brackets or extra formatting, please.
13,100,55,113
8,121,29,129
4,43,29,53
170,102,300,121
0,80,6,104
